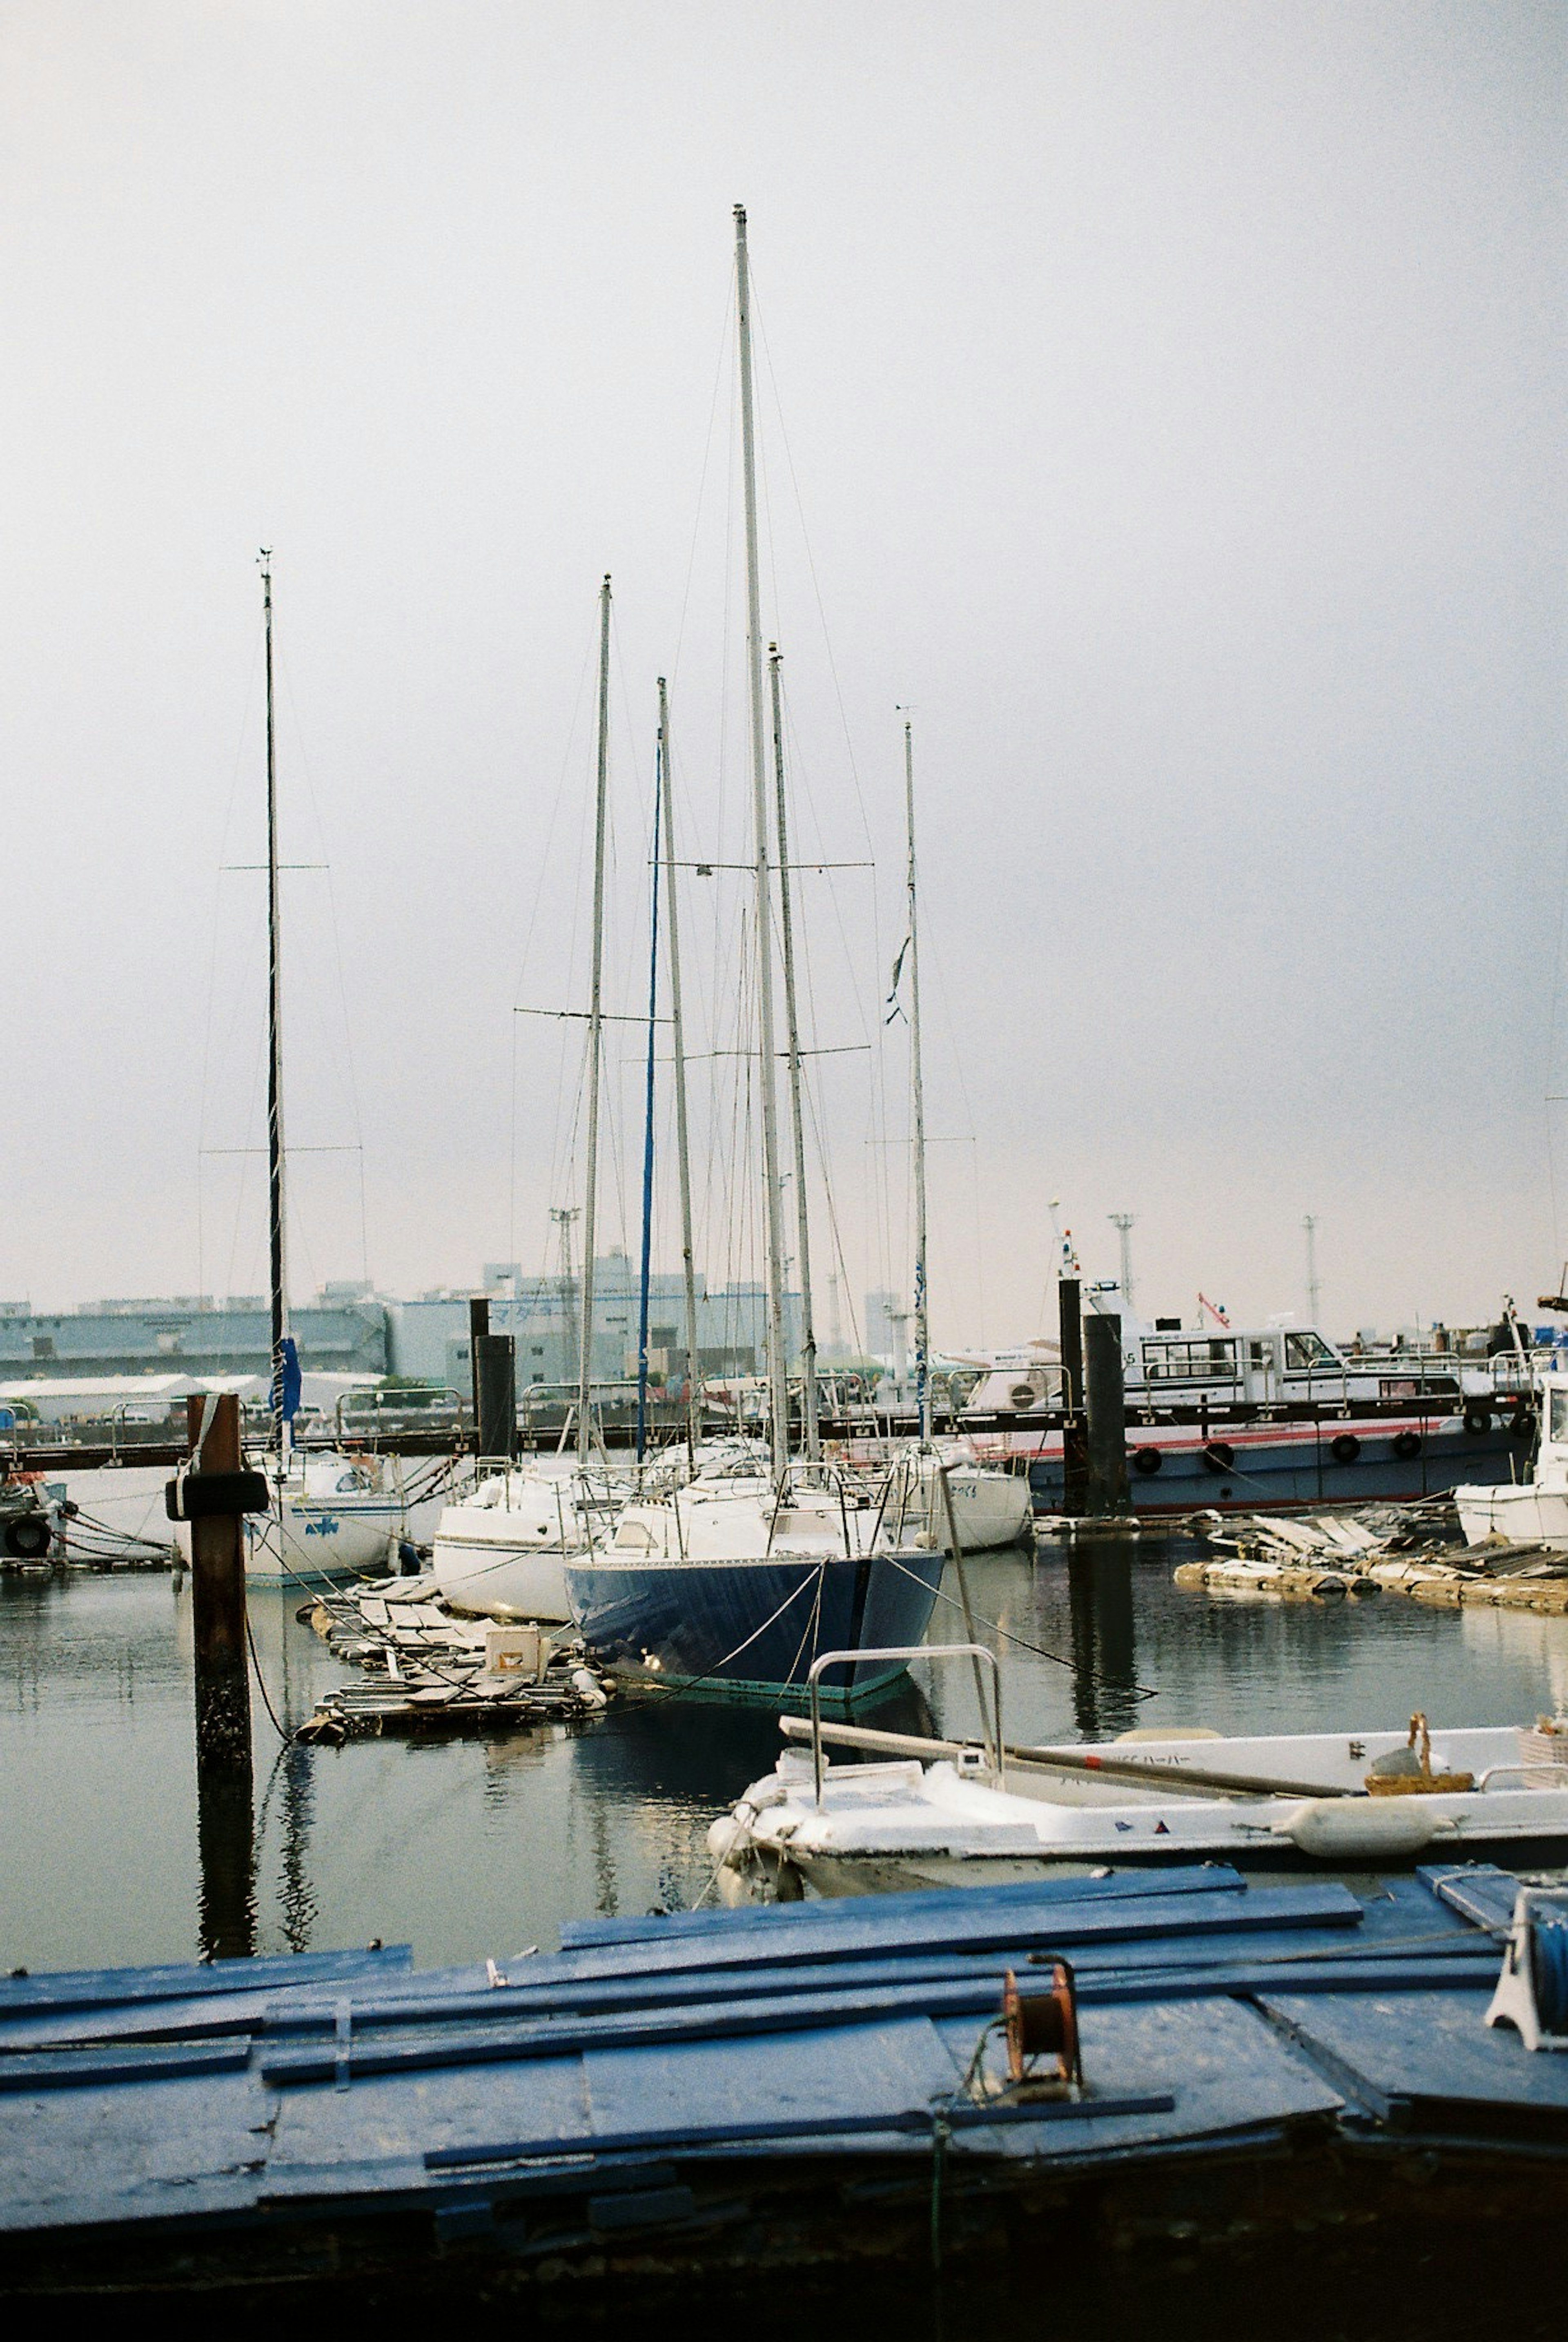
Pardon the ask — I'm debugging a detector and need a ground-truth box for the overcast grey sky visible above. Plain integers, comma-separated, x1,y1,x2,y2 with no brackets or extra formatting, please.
2,1,1561,1345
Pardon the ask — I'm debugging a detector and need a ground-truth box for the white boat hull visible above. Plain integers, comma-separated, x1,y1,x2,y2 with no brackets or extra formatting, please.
241,1457,457,1586
717,1723,1568,1891
1455,1480,1568,1549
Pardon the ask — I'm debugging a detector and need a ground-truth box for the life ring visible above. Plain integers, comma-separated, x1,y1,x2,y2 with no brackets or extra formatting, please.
1331,1433,1361,1464
2,1511,51,1561
1009,1383,1038,1411
1392,1431,1421,1461
1132,1446,1163,1475
1463,1405,1490,1437
1201,1441,1235,1473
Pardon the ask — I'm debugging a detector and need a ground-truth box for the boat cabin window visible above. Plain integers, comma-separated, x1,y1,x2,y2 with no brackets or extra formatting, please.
1143,1339,1237,1382
1550,1388,1568,1444
1247,1340,1277,1371
1284,1332,1337,1373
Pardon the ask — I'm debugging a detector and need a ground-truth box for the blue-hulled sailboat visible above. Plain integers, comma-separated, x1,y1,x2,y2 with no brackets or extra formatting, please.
564,207,945,1702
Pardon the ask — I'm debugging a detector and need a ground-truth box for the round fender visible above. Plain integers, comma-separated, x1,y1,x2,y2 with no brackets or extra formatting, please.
1392,1431,1421,1461
1463,1404,1491,1437
1201,1441,1235,1474
1132,1446,1163,1476
1331,1433,1361,1464
2,1511,51,1561
1511,1406,1536,1443
1278,1798,1450,1861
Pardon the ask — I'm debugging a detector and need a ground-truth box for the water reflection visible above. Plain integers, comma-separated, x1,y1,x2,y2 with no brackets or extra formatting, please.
1065,1542,1140,1741
196,1772,255,1960
10,1540,1568,1974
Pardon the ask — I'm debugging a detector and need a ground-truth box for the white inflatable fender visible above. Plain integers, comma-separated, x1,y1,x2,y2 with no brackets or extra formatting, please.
705,1801,758,1864
1275,1797,1455,1861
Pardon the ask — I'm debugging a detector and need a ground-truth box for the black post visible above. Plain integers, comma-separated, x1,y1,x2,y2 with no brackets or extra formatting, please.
467,1295,490,1444
1085,1312,1131,1518
1058,1278,1088,1517
476,1332,518,1464
185,1392,255,1960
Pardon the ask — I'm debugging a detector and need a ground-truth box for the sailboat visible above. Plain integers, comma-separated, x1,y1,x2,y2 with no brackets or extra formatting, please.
241,555,454,1584
430,576,627,1624
562,208,947,1702
894,719,1033,1555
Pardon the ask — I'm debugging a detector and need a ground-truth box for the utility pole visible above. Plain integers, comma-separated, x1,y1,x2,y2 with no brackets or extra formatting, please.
1303,1214,1321,1327
1108,1213,1136,1311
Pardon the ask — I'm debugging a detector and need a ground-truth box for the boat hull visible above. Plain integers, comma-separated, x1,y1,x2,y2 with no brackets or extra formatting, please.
1455,1481,1568,1549
965,1412,1522,1516
430,1527,574,1622
789,1827,1568,1893
564,1546,947,1700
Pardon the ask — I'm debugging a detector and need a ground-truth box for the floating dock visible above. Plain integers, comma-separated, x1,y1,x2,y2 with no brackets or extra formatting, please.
2,1861,1568,2311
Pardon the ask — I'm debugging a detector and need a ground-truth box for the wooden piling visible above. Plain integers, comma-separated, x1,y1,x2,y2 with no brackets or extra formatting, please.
184,1392,254,1959
1084,1311,1131,1517
1058,1277,1089,1516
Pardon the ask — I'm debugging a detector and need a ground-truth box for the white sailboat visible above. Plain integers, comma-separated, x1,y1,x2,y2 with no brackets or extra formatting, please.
893,718,1032,1555
430,575,619,1624
563,208,947,1699
241,555,454,1584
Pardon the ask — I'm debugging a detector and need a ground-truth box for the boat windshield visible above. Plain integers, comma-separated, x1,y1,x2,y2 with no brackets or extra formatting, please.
1284,1332,1338,1373
1551,1388,1568,1444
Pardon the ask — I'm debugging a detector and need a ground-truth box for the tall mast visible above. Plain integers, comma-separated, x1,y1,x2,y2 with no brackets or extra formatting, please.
904,718,931,1446
634,729,662,1464
734,204,790,1476
658,677,702,1462
769,645,820,1459
260,550,289,1451
577,574,612,1469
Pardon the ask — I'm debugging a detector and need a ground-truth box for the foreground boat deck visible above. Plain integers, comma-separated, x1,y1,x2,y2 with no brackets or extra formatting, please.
2,1862,1566,2310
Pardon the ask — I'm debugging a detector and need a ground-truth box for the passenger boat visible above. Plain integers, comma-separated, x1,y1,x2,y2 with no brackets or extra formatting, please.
961,1303,1525,1515
713,1707,1568,1894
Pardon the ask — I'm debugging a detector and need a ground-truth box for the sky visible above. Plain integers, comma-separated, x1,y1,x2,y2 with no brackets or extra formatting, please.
1,0,1562,1349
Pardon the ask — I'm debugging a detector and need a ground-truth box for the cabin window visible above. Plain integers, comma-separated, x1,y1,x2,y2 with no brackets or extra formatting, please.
1551,1389,1568,1444
1247,1341,1276,1371
1284,1332,1336,1373
1143,1339,1236,1382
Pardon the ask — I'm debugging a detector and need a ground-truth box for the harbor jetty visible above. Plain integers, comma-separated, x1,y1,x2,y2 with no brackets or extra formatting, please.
1,1861,1566,2316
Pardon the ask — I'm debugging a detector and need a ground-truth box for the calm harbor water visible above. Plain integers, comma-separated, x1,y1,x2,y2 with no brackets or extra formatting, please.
5,1527,1568,1974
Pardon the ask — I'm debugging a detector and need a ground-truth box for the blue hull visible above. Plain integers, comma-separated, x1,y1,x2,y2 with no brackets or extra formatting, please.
563,1547,947,1702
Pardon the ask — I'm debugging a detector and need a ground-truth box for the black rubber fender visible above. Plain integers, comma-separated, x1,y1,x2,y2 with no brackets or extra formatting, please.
1132,1446,1163,1475
1331,1433,1361,1464
2,1511,51,1560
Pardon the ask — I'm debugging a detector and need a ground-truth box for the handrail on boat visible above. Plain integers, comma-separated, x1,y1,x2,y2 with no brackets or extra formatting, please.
1474,1763,1568,1791
806,1642,1003,1811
